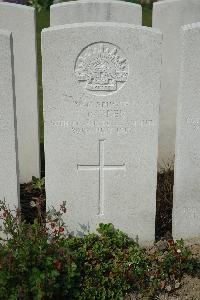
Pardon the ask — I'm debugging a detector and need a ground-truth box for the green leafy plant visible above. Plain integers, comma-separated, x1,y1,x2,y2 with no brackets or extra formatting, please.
145,239,196,297
27,0,54,10
0,200,199,299
0,200,79,300
65,223,150,299
27,0,42,11
31,176,45,191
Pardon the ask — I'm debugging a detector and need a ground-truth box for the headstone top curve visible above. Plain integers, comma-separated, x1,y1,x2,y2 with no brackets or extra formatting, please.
43,22,162,36
154,0,186,6
51,0,141,9
0,2,34,11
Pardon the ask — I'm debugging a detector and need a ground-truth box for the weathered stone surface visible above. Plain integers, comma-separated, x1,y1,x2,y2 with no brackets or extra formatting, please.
0,3,40,183
0,30,19,208
50,0,142,26
42,22,162,243
173,23,200,240
153,0,200,168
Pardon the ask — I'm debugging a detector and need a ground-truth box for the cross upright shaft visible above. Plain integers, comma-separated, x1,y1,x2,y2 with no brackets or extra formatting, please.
77,139,126,216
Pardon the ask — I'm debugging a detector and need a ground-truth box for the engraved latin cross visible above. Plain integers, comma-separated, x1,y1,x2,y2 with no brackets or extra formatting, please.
77,139,126,216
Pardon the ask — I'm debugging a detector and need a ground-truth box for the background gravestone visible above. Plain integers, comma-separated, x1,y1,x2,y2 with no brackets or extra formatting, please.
50,0,142,26
0,2,40,183
153,0,200,168
173,23,200,240
42,22,162,243
0,29,19,208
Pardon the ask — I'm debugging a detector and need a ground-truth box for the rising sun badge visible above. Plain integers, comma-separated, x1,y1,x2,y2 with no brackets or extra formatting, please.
74,42,128,95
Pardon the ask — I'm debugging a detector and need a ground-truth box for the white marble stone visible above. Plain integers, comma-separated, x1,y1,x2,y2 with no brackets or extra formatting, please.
42,22,162,243
0,3,40,183
50,0,142,26
173,23,200,240
153,0,200,168
0,30,19,208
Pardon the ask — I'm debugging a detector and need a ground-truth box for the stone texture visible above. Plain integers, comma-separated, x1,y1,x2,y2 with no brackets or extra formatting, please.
0,30,19,208
50,0,142,26
153,0,200,168
173,23,200,240
0,3,40,183
42,22,162,243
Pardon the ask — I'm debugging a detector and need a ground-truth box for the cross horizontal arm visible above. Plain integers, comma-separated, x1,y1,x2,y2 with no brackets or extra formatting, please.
77,165,100,171
103,164,126,171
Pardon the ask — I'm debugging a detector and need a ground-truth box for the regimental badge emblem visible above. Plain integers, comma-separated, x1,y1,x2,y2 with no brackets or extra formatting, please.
75,42,129,95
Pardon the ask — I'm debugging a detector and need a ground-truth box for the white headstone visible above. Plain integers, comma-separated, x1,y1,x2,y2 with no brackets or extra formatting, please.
0,3,40,183
153,0,200,168
50,0,142,26
42,22,162,243
173,23,200,240
0,30,19,208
